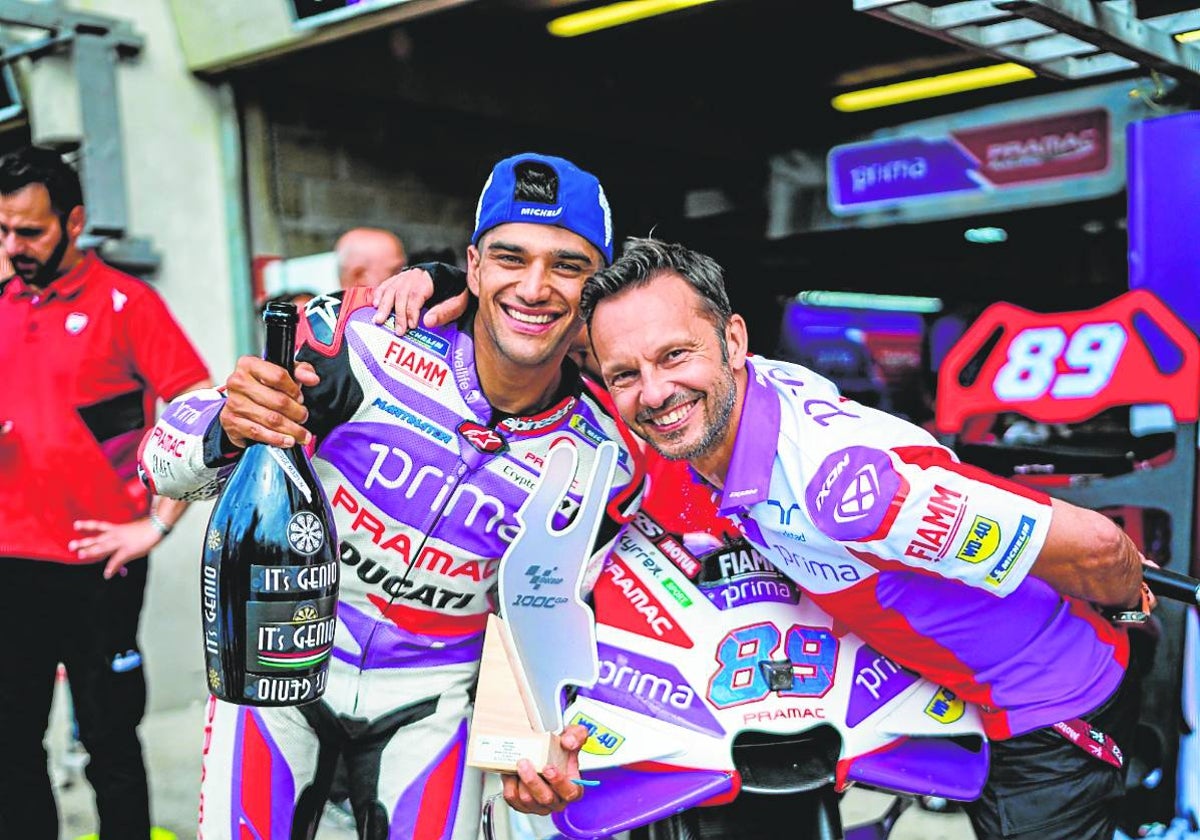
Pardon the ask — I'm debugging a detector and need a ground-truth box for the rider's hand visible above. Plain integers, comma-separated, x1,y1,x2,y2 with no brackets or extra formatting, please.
220,356,318,449
501,724,590,815
371,267,470,333
69,519,161,579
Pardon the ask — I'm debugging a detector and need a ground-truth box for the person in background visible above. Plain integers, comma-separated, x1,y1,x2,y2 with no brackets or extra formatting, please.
335,226,407,290
0,145,211,840
581,237,1154,840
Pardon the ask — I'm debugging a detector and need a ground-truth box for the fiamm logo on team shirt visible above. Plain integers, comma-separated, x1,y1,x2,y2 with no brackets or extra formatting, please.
986,515,1035,586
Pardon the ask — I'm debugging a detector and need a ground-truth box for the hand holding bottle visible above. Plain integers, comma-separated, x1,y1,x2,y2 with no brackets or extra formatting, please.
220,355,319,449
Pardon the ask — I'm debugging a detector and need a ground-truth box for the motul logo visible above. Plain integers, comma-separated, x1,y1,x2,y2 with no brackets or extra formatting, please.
458,421,507,454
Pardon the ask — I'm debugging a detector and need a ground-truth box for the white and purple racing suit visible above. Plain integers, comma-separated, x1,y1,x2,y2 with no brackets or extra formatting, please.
140,289,643,840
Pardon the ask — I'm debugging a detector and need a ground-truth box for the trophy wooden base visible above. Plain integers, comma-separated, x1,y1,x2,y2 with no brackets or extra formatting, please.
467,614,566,773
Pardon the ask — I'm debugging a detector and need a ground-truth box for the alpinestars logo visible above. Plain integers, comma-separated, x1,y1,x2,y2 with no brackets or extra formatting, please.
458,421,507,454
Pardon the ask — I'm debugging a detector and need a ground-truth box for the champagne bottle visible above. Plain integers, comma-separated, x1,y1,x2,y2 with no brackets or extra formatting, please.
200,301,339,706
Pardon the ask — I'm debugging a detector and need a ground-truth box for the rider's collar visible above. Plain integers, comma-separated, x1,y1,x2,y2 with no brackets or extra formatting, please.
489,354,583,433
714,357,780,515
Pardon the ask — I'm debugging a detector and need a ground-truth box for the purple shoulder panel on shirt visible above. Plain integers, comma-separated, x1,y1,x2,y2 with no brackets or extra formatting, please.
804,446,902,541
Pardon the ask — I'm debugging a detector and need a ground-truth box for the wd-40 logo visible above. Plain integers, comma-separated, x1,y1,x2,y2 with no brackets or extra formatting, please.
955,515,1001,564
458,421,507,454
569,711,625,756
925,687,964,724
525,564,563,590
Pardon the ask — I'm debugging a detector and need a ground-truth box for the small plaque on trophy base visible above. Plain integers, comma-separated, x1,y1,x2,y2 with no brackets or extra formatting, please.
467,614,565,773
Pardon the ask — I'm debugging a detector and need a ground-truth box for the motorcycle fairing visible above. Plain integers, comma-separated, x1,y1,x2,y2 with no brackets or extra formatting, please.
549,512,988,836
553,764,736,840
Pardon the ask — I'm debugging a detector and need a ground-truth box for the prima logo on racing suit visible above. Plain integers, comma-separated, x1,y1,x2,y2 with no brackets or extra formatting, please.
360,444,519,543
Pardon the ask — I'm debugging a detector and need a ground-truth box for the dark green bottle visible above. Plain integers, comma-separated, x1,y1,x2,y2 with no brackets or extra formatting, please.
200,301,339,706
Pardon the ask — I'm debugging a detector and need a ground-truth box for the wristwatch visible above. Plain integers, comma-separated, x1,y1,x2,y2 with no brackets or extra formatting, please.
1104,581,1152,627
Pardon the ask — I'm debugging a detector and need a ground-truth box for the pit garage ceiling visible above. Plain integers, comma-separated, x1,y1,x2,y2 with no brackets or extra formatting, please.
236,0,1194,156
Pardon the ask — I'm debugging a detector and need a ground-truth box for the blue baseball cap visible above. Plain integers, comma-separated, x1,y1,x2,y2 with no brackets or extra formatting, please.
471,152,613,265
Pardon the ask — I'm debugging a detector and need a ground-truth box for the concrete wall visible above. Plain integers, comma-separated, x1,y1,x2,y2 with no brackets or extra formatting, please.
167,0,475,73
243,91,474,264
30,0,244,712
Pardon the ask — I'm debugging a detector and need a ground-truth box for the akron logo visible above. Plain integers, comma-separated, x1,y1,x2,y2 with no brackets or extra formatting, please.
288,511,325,555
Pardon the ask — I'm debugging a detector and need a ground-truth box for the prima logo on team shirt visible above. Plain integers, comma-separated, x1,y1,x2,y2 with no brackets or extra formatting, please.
359,443,518,541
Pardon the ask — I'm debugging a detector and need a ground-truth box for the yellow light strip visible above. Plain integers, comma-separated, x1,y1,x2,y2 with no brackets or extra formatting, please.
1177,29,1200,43
831,62,1037,113
547,0,719,38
